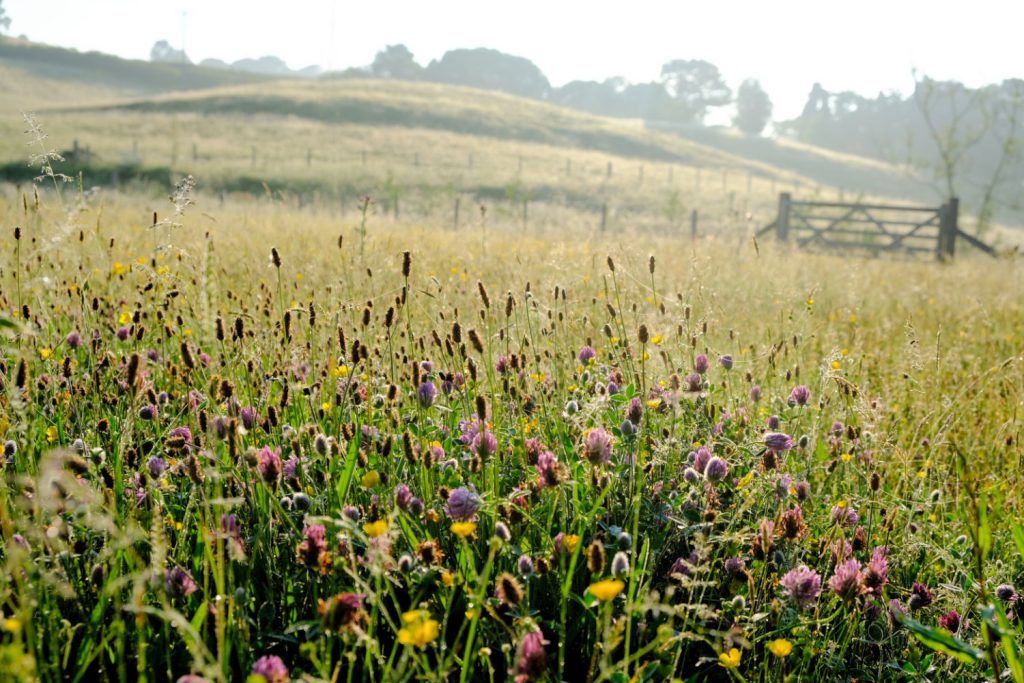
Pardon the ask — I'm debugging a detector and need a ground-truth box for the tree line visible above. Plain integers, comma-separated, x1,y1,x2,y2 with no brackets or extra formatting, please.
782,76,1024,231
350,45,773,136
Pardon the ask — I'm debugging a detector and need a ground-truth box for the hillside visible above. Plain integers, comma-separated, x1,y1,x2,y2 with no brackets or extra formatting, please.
1,39,982,240
649,122,933,205
0,37,277,108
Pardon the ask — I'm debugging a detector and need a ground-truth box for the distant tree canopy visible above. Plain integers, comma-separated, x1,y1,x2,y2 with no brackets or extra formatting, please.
0,0,11,34
781,77,1024,228
150,40,190,65
659,59,732,124
424,48,550,100
371,44,422,80
734,79,772,135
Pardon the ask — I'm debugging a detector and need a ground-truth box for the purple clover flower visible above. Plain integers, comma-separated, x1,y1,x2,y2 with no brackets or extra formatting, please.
445,487,481,522
780,565,822,610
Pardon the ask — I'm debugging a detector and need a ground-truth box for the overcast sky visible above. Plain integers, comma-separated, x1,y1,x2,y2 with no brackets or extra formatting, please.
5,0,1023,120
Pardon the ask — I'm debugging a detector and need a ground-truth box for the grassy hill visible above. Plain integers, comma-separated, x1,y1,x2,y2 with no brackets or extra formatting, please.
0,37,276,108
2,39,1001,243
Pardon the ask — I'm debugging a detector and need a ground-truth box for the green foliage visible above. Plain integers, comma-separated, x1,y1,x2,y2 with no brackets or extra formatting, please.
659,59,732,124
734,79,773,136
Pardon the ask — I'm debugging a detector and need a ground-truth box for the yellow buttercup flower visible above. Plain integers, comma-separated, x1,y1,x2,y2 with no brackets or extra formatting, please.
562,534,580,553
451,522,477,538
398,610,439,648
719,647,741,669
768,639,793,658
588,579,625,602
361,471,380,488
363,520,388,538
2,618,22,633
46,426,58,443
39,348,52,360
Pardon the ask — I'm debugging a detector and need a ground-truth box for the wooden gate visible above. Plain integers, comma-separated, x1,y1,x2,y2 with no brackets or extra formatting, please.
756,193,996,259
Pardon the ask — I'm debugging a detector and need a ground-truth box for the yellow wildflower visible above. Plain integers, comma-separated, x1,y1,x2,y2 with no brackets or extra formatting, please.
719,647,741,669
398,610,439,648
768,639,793,657
562,534,580,553
588,579,625,602
320,401,331,412
361,471,380,488
46,426,58,443
2,618,22,633
451,522,477,538
39,348,52,360
363,520,388,538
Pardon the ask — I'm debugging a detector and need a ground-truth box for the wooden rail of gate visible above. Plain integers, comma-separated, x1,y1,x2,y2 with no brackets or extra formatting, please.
756,193,996,259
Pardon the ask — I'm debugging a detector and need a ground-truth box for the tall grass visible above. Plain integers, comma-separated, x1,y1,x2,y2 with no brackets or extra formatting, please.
0,177,1022,682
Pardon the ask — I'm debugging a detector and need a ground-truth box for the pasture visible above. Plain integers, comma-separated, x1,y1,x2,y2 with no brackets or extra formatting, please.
0,175,1022,681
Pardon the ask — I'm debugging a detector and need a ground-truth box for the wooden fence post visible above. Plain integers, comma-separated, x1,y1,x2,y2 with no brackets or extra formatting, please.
453,198,460,230
777,193,792,242
690,209,698,239
938,197,958,260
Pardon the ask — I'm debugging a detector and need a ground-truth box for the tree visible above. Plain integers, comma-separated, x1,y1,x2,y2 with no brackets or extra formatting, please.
371,44,422,80
733,79,772,135
424,48,550,100
659,59,732,123
0,0,10,34
150,40,190,65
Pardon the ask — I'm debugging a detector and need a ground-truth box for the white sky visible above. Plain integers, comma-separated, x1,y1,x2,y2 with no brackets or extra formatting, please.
5,0,1023,120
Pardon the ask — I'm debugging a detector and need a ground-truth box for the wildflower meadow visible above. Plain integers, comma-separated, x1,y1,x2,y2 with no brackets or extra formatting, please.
0,171,1022,683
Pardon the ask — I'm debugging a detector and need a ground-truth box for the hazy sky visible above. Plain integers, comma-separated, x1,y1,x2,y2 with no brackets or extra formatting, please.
5,0,1023,120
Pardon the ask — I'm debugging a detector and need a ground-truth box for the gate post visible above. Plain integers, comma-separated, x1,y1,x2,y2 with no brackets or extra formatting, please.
777,192,792,241
937,197,958,260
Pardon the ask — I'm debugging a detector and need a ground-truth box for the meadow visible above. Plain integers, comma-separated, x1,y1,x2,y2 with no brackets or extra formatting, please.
0,159,1022,683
